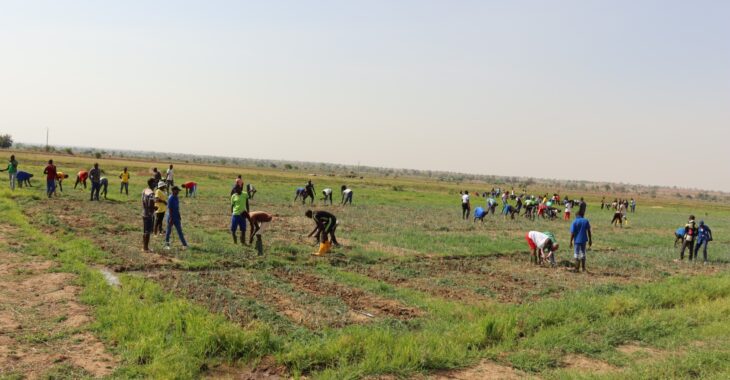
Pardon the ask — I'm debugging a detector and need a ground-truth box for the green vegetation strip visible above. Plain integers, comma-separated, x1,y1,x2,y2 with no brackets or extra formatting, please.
0,192,279,378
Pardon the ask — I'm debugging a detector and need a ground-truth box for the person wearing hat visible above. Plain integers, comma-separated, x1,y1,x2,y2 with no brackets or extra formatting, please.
165,185,187,250
153,181,168,236
526,231,559,266
695,221,713,264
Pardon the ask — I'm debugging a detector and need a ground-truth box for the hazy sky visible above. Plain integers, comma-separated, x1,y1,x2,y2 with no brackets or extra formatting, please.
1,1,728,191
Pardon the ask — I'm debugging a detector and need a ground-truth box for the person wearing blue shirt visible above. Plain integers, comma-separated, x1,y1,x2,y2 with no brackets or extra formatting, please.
570,212,593,272
165,186,188,250
695,221,713,264
674,227,686,247
474,206,487,222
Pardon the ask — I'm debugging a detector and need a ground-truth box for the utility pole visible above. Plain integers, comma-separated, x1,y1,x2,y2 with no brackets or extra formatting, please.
46,127,49,150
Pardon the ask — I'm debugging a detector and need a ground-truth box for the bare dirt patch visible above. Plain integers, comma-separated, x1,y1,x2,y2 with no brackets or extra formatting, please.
562,354,616,373
0,240,118,378
618,343,670,362
273,268,421,321
425,360,529,380
205,356,288,379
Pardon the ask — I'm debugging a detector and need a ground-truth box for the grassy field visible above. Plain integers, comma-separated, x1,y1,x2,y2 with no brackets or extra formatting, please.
1,151,730,379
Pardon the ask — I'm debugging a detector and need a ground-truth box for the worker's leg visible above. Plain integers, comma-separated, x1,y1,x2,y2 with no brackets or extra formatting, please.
231,215,239,244
329,223,340,246
173,219,188,247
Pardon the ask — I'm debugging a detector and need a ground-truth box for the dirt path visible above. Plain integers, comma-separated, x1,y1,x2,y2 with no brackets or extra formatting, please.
0,229,118,378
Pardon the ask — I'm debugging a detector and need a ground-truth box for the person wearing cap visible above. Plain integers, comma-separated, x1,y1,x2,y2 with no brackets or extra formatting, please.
230,185,249,245
526,231,559,266
153,181,168,236
141,178,157,252
119,167,131,196
695,221,713,264
461,191,471,220
165,185,188,250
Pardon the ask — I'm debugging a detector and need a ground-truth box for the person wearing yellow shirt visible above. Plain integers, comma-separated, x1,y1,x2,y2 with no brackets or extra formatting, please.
119,167,131,196
153,182,168,236
56,172,69,193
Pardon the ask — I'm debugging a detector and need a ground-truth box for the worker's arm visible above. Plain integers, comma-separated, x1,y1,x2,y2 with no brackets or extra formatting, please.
245,198,250,213
588,228,593,247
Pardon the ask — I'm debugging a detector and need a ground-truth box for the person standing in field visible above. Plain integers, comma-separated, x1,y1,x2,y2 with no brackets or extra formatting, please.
165,164,174,188
0,155,19,190
43,159,57,198
182,181,197,197
525,231,559,266
564,200,572,221
246,211,273,245
141,178,157,252
570,212,593,272
306,209,340,246
630,198,636,213
56,172,69,192
153,182,167,236
341,185,353,205
679,215,698,261
74,170,89,189
230,185,249,245
119,167,130,196
89,163,102,201
322,188,334,205
165,186,188,250
600,197,606,210
461,191,471,220
695,220,713,264
152,167,162,187
578,197,587,216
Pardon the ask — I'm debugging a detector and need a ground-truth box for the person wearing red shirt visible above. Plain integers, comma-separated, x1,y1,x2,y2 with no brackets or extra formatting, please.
75,170,89,189
182,181,197,198
43,160,57,198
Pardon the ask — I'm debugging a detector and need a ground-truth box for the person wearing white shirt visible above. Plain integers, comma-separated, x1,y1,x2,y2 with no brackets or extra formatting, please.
526,231,559,265
461,191,471,220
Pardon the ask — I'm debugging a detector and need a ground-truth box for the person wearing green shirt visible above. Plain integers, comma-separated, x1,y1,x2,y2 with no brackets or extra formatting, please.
0,155,19,190
230,185,250,245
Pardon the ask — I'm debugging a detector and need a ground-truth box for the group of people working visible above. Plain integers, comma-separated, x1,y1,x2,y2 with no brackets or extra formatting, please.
295,180,354,206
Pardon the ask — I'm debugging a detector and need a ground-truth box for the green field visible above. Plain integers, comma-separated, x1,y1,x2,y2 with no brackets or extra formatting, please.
1,151,729,379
